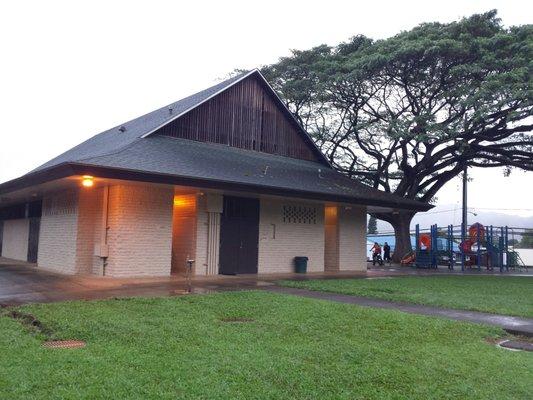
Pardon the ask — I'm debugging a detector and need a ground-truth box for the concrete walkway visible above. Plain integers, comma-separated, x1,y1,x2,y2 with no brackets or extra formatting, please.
267,286,533,337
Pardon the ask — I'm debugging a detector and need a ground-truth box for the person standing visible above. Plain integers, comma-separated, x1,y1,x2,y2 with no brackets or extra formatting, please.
383,242,391,264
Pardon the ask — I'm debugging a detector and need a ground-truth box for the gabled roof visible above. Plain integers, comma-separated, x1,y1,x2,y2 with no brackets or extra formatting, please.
33,71,255,172
0,70,432,211
33,69,329,172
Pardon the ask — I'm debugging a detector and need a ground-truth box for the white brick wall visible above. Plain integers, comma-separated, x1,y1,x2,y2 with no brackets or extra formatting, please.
38,190,79,274
194,196,367,276
34,185,367,277
258,198,325,273
105,184,174,277
2,219,29,261
37,184,174,277
338,205,367,271
76,187,104,275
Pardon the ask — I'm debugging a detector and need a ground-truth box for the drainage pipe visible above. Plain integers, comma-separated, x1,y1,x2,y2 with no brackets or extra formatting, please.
101,185,109,276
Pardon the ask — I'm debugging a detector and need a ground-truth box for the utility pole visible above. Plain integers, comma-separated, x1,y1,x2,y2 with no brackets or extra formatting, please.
462,165,468,236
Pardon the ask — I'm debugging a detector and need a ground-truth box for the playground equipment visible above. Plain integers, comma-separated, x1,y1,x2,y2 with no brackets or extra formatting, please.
400,253,416,265
414,224,438,269
411,223,528,271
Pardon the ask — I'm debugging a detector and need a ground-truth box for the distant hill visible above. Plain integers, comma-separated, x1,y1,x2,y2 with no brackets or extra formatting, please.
373,204,533,238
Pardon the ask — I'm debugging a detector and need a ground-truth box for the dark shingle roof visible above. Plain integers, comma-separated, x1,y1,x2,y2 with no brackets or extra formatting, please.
33,71,251,172
1,70,431,211
75,135,429,210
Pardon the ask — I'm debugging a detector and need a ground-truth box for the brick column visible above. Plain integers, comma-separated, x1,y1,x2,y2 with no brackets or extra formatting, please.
338,205,367,271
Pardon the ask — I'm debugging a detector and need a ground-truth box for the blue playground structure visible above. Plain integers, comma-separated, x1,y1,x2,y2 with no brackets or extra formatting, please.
409,223,527,271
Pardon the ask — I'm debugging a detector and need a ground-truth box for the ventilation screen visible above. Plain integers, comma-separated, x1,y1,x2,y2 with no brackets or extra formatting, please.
283,205,317,224
43,192,77,216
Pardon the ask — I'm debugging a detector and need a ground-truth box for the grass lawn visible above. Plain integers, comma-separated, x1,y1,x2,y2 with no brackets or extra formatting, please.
280,276,533,318
0,291,532,399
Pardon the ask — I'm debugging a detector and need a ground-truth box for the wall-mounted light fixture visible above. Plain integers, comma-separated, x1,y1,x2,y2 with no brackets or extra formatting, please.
81,175,94,188
173,196,188,207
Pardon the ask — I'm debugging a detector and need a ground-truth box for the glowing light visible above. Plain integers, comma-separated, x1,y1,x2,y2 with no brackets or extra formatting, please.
173,197,187,207
81,176,94,187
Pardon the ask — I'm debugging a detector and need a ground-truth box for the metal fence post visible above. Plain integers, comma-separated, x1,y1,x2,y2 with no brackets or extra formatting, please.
460,222,465,271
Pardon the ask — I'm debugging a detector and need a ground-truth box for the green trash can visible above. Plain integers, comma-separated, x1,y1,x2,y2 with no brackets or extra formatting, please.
294,256,308,273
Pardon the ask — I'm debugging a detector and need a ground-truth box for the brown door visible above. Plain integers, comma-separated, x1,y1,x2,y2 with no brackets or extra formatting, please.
219,196,259,274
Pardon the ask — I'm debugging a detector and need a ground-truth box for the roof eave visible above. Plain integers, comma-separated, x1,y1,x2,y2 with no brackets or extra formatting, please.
0,163,432,212
0,163,77,196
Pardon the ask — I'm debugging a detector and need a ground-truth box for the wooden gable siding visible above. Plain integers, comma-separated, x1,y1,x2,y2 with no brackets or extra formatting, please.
155,76,319,162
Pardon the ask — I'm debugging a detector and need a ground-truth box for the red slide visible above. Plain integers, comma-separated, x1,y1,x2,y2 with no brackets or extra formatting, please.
460,239,474,253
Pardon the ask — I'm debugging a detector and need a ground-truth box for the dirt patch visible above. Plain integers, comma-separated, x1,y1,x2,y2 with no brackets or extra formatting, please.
485,337,500,345
5,310,87,348
7,310,53,336
220,317,255,323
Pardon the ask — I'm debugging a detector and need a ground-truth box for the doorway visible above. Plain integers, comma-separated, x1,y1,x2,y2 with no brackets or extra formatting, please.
171,194,197,274
324,205,339,271
219,196,259,274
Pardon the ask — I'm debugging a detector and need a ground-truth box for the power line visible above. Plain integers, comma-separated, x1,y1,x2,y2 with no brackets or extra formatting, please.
473,207,533,211
423,207,533,215
369,226,533,236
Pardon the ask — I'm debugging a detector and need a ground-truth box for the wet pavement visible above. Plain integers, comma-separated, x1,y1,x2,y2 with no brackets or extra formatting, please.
0,258,414,305
0,257,531,335
0,261,268,305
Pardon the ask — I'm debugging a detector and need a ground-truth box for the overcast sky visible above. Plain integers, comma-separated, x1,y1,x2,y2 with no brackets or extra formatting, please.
1,0,531,218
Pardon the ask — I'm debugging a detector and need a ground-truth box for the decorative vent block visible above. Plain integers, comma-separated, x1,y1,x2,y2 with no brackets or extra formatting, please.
283,205,317,224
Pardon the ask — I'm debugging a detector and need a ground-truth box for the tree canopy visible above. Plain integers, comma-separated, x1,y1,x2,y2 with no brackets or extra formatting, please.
262,10,532,202
517,229,533,248
367,215,378,234
261,11,532,259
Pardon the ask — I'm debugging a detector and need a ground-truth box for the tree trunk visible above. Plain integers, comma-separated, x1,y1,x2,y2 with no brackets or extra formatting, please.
390,213,415,263
373,211,415,263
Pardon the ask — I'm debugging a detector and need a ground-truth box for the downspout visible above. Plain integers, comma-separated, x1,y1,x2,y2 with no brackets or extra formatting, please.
101,185,109,276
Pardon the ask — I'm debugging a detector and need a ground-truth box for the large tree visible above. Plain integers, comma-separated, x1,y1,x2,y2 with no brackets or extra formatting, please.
516,229,533,249
262,11,533,261
367,216,378,234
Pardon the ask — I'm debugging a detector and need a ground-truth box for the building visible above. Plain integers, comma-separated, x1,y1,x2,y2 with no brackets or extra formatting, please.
0,70,430,277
